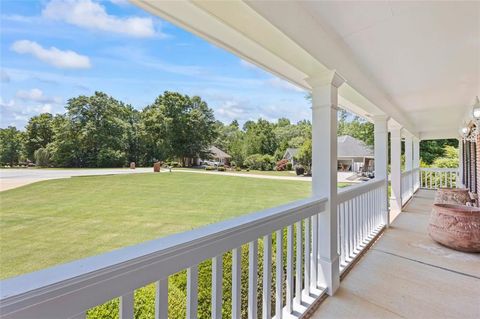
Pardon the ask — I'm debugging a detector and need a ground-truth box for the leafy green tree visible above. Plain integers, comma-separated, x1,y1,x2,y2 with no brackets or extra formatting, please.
214,121,246,166
337,111,374,146
431,145,459,168
294,137,312,173
0,126,24,166
420,139,458,165
24,113,55,160
143,92,217,165
34,147,50,167
51,92,131,167
243,119,278,156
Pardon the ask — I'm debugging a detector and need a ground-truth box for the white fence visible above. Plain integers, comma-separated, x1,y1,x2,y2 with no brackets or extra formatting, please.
1,180,389,319
420,168,459,189
337,178,386,271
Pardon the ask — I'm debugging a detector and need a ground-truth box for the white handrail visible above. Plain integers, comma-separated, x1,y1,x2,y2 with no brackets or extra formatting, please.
337,178,385,203
0,197,326,319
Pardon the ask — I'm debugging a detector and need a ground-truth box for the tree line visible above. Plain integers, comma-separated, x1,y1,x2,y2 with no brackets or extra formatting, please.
0,90,456,168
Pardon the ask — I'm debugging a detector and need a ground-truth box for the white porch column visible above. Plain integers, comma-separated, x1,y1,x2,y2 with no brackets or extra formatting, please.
405,135,413,171
404,134,413,198
307,70,344,296
413,138,420,168
390,127,402,214
373,115,389,227
413,137,420,191
457,138,464,188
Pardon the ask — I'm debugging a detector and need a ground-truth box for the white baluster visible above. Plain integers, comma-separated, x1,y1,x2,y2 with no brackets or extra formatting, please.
348,200,354,257
339,203,345,266
120,291,134,319
232,247,242,319
304,217,310,295
212,256,222,319
311,215,318,290
248,241,258,319
187,265,198,319
275,229,283,319
295,221,302,305
155,278,168,319
286,225,294,313
263,234,272,319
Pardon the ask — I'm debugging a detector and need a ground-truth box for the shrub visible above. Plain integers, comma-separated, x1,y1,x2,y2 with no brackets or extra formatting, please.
96,149,126,168
295,165,305,176
217,167,225,172
243,154,263,170
243,154,276,171
275,159,289,171
286,162,293,171
260,154,275,171
235,166,241,171
205,166,216,170
34,147,50,167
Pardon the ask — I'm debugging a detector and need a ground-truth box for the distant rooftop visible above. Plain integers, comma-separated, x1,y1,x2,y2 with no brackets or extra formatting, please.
337,135,373,158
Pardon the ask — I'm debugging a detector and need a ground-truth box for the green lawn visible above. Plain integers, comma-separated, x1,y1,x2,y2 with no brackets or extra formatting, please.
0,172,312,279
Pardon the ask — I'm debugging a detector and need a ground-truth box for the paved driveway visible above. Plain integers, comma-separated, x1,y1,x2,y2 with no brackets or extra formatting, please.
0,168,152,192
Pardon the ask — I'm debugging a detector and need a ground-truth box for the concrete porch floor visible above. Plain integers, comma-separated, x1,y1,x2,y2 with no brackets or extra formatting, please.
311,189,480,319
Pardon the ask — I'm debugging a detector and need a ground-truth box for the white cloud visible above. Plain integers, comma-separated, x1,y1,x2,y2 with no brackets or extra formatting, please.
11,40,91,69
1,70,10,83
1,95,64,128
42,0,159,38
15,88,61,104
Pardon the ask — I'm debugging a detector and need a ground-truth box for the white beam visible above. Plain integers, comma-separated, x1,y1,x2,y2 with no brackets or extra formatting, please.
307,70,344,296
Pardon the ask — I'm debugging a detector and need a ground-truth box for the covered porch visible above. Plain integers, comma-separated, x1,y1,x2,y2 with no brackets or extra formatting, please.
1,1,478,319
312,189,479,318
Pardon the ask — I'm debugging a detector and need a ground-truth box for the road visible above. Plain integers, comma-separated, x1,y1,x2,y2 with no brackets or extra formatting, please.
0,168,152,192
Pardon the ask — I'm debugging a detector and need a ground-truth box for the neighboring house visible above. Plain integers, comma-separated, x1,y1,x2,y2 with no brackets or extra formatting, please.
283,148,298,166
283,136,374,172
200,146,231,166
337,135,374,172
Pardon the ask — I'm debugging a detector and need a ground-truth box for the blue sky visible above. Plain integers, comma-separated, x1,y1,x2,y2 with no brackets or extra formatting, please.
0,0,310,129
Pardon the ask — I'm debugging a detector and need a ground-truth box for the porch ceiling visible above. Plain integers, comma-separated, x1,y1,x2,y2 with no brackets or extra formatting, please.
300,1,480,140
132,0,479,140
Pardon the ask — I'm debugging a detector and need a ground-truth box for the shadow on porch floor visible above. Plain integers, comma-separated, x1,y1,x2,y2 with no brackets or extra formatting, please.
311,189,480,319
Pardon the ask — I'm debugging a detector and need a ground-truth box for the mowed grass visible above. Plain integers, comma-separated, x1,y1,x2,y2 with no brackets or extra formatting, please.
0,172,311,279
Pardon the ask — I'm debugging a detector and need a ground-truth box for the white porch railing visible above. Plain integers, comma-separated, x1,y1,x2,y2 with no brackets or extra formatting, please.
420,167,459,189
401,169,416,206
337,178,386,271
1,197,329,319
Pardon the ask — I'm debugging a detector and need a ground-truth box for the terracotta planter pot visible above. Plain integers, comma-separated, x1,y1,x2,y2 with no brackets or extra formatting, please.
434,188,471,205
429,203,480,252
